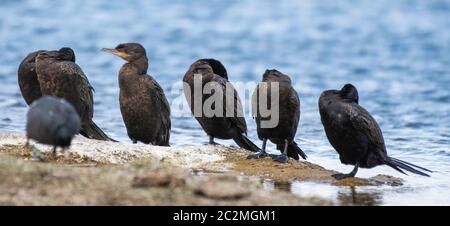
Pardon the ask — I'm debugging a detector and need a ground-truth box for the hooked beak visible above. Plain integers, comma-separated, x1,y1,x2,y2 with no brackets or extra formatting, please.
101,48,129,59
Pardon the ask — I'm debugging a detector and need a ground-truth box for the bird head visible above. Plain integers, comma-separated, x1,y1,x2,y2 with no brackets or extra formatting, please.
101,43,147,62
191,60,215,77
340,84,359,103
57,47,76,62
262,69,292,84
197,58,228,79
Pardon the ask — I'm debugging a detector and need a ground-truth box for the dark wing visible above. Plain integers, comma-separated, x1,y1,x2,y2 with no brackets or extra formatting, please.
18,51,41,76
19,51,44,69
183,62,247,134
59,61,94,121
146,75,171,145
215,75,247,134
18,51,45,105
288,86,300,135
346,103,387,155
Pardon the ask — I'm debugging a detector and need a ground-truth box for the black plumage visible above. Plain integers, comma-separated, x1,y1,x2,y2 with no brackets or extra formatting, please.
101,43,171,146
183,59,259,152
319,84,431,179
197,58,228,80
248,69,307,163
35,48,114,141
18,50,45,105
26,96,81,155
18,49,76,105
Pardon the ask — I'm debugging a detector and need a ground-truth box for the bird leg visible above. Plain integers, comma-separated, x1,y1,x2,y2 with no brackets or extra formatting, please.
272,139,289,164
63,148,69,161
132,139,138,144
209,136,219,145
25,138,47,161
332,163,359,180
247,138,268,159
30,146,47,162
52,146,58,159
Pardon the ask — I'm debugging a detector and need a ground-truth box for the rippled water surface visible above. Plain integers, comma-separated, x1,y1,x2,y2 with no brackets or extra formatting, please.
0,0,449,205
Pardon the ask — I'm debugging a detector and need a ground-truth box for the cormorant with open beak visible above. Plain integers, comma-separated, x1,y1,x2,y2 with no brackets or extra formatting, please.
249,69,307,163
35,48,114,141
319,84,431,179
102,43,171,146
183,59,259,152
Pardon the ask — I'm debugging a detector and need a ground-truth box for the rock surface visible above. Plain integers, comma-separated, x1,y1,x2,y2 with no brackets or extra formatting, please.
0,133,404,205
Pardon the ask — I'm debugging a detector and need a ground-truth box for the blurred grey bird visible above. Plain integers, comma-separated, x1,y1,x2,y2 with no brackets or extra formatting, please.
26,96,81,158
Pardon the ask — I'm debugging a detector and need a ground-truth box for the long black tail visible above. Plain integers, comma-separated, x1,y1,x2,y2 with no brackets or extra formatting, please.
233,134,260,152
385,157,431,177
288,141,307,160
80,121,116,142
276,141,307,160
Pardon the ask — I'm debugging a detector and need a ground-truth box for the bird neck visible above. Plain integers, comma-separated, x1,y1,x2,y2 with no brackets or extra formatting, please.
128,56,148,75
119,56,148,95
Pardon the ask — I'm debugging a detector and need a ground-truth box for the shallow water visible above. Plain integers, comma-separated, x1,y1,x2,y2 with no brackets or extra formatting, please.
0,0,449,205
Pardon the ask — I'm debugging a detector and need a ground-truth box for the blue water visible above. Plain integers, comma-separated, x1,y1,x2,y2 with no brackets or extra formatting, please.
0,0,449,205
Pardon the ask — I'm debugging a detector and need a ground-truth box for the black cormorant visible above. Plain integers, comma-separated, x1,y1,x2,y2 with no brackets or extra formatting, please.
183,59,259,152
18,48,75,105
101,43,171,146
26,96,81,156
248,69,307,163
35,48,114,141
319,84,431,179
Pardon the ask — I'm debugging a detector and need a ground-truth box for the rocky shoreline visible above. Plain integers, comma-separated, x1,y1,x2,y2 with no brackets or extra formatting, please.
0,133,403,205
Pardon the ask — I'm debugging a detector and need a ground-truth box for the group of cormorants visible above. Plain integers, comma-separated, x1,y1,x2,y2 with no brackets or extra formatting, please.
19,43,431,179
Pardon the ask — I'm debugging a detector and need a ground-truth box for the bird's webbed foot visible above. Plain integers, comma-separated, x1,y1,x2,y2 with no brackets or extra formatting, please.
52,146,58,158
31,146,47,162
208,141,220,146
332,164,359,180
59,148,69,161
208,136,220,145
271,154,289,164
247,151,269,160
331,173,355,180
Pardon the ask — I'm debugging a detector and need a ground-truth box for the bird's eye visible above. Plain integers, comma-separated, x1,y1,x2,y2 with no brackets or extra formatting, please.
116,44,126,52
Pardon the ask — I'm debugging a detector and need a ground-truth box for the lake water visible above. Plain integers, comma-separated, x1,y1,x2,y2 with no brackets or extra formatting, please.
0,0,449,205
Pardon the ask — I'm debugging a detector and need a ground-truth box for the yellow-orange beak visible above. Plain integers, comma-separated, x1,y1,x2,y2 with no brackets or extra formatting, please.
101,48,129,59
